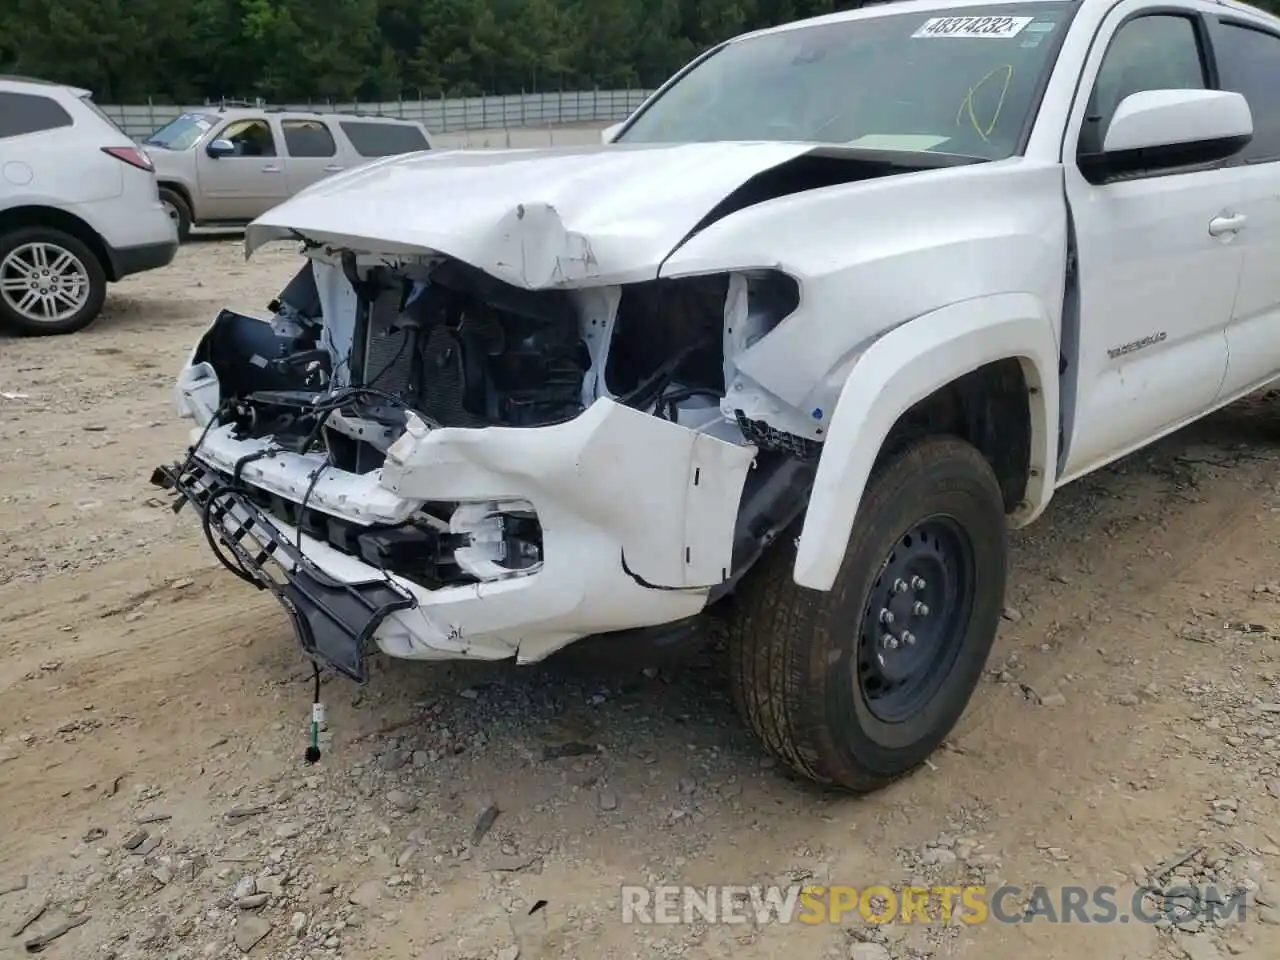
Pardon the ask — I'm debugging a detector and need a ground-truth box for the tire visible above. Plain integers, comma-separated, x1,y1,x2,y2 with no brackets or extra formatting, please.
159,188,192,243
0,226,108,336
726,435,1008,793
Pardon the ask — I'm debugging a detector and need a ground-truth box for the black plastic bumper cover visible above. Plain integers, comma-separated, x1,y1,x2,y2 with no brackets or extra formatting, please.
151,462,417,682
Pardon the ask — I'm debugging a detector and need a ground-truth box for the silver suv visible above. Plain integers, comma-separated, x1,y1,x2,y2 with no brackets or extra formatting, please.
0,75,176,335
143,107,434,240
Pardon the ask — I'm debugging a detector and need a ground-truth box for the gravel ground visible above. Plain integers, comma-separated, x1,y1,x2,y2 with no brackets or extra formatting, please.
1,238,1280,960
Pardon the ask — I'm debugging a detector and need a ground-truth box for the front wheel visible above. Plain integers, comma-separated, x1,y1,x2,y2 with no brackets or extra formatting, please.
0,227,108,336
727,435,1008,792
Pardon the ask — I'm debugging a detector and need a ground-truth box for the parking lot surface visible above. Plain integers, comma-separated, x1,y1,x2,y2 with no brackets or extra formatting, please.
1,237,1279,960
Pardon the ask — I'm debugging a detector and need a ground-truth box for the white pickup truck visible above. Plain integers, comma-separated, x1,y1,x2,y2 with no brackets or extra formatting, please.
153,0,1280,792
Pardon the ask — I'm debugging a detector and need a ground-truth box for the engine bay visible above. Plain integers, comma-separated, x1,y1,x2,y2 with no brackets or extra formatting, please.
185,251,817,597
197,253,805,466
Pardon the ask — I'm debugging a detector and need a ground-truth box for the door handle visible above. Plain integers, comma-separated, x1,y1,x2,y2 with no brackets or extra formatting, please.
323,165,344,172
261,164,281,173
1208,213,1247,236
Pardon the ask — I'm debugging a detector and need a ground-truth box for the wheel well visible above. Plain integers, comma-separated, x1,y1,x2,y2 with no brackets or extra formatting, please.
0,205,116,281
879,358,1033,512
158,182,192,212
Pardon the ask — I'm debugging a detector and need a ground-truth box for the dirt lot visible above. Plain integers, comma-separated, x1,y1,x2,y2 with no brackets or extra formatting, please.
2,238,1280,960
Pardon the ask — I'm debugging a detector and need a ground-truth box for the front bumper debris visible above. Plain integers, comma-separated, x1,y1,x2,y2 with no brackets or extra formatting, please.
157,384,758,666
151,462,416,682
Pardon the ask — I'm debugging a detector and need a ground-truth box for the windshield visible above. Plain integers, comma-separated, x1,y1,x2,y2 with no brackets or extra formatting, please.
144,113,217,150
617,4,1074,159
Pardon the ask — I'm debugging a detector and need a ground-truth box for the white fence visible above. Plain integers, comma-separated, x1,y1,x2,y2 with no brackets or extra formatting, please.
100,89,654,140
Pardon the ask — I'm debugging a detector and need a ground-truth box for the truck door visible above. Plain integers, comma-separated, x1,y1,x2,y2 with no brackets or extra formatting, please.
1059,5,1241,479
280,118,345,195
195,116,289,221
1205,14,1280,401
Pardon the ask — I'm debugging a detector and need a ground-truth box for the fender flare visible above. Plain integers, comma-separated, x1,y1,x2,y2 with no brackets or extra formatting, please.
793,292,1060,591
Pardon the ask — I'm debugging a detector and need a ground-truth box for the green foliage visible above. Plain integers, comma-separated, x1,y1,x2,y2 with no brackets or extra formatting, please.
0,0,853,101
21,0,1278,103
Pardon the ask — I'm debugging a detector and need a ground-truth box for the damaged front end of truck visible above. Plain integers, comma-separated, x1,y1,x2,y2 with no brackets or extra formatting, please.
150,142,920,682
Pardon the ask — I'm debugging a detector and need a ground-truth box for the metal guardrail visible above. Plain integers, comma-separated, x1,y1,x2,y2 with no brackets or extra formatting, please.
100,89,653,139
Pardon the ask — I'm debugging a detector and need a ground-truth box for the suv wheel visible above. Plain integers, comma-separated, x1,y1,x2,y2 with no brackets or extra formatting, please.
159,188,192,242
726,435,1008,792
0,227,107,336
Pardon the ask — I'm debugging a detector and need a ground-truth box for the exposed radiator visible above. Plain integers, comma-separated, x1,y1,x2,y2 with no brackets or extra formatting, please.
359,291,492,428
361,289,415,395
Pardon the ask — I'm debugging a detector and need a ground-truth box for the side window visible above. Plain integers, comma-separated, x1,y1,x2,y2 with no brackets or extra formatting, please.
281,119,337,158
1212,22,1280,162
218,118,277,158
1078,14,1206,155
0,93,74,138
338,121,430,158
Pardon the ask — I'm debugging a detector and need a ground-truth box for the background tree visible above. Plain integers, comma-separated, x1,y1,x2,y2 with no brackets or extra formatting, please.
4,0,1276,102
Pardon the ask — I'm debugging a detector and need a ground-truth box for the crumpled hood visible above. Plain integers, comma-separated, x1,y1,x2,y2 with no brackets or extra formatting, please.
244,142,822,289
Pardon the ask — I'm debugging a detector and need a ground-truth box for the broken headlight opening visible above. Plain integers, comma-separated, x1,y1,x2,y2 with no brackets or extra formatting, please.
182,255,809,592
206,467,544,590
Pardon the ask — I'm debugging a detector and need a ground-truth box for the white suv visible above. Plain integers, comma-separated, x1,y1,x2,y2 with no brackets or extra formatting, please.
0,75,177,335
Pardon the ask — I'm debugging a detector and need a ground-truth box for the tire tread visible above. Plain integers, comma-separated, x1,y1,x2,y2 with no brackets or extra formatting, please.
727,436,1006,792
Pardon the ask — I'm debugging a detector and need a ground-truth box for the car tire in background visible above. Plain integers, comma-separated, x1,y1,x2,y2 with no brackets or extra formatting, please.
0,226,108,336
159,187,192,243
726,435,1008,792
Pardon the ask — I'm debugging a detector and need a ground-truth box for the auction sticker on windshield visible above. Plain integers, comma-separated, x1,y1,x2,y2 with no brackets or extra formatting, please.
911,15,1034,38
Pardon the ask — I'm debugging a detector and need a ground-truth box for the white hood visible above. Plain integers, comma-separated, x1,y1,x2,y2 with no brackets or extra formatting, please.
244,142,822,289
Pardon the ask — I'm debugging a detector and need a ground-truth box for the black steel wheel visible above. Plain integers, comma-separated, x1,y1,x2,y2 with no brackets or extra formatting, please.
727,435,1008,792
857,517,976,723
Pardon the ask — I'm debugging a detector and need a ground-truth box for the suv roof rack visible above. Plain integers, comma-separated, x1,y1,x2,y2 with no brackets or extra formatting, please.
207,97,265,111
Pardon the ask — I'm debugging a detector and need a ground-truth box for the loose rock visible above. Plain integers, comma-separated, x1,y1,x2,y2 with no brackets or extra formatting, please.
121,829,148,850
487,854,535,872
386,790,419,813
1179,937,1223,960
349,879,383,908
233,915,271,953
225,805,267,822
380,749,408,771
473,804,500,845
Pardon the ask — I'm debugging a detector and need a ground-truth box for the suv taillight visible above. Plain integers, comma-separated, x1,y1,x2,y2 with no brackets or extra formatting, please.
102,146,154,172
